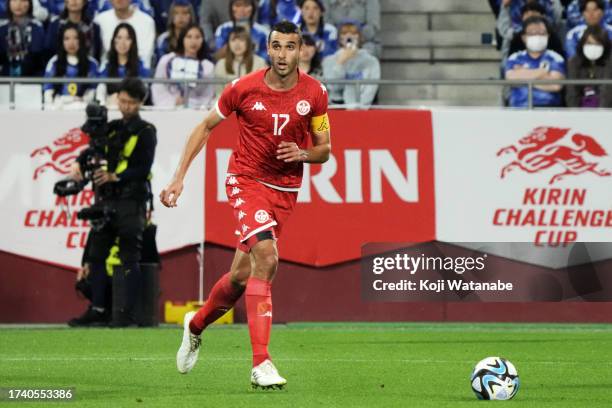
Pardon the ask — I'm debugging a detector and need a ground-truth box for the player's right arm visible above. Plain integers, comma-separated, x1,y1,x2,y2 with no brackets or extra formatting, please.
159,110,224,208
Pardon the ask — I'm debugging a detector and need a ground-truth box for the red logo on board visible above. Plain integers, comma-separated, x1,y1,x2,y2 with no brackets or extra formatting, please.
497,126,611,185
30,128,89,180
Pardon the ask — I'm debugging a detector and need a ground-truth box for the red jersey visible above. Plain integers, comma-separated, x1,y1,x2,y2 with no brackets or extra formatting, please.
215,68,328,189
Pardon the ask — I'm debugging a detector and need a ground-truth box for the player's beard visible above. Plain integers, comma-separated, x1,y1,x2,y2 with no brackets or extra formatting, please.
273,57,298,79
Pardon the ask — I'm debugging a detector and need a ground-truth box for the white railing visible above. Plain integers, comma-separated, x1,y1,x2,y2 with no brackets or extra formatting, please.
1,77,612,110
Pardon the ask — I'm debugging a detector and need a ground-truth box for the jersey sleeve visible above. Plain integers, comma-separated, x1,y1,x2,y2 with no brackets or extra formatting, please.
565,30,579,59
43,57,57,92
548,54,566,76
310,82,330,133
312,82,329,117
215,80,241,119
505,52,521,73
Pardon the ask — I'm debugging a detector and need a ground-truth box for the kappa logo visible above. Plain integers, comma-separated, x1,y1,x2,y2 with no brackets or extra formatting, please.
254,209,270,224
30,128,90,180
251,101,267,111
296,100,311,116
317,115,329,132
497,126,611,185
256,302,272,318
234,198,246,208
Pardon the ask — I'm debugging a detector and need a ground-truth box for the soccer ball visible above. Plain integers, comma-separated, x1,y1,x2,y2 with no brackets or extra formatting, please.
470,357,520,400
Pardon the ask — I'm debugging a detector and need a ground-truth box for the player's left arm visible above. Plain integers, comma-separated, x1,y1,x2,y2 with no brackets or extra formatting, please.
276,116,331,163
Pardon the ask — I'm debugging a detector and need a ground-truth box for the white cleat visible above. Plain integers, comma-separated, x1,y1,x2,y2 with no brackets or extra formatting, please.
176,311,201,374
251,359,287,390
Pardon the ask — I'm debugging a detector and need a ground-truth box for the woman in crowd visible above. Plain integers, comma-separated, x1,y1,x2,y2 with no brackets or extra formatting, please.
0,0,46,76
213,26,266,94
299,33,323,79
155,0,197,61
45,0,102,61
152,24,216,109
214,0,269,60
98,23,150,106
44,22,99,108
298,0,337,58
566,25,612,107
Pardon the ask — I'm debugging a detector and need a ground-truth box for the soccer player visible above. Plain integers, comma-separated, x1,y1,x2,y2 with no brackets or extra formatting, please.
160,21,331,389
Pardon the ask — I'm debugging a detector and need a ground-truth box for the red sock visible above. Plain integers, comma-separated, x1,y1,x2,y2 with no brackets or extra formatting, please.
245,277,272,367
189,272,244,335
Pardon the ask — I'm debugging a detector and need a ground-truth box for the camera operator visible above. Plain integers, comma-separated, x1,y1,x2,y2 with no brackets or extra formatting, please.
68,77,157,327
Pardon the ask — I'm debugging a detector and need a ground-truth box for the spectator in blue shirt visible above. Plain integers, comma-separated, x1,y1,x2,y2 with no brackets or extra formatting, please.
498,1,564,64
298,0,336,58
214,0,269,60
257,0,301,29
565,0,612,29
98,22,150,105
38,0,155,27
0,0,46,76
504,3,566,64
44,22,99,107
39,0,62,18
155,0,196,61
504,0,562,33
566,0,612,58
506,16,566,107
46,0,103,61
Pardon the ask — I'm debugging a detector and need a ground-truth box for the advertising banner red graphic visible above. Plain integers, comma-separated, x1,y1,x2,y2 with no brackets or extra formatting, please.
27,128,92,251
0,110,205,268
433,109,612,268
31,128,90,179
205,110,437,266
497,126,611,185
496,126,611,247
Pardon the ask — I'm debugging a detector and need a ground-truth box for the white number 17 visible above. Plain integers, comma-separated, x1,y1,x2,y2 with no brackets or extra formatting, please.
272,114,290,136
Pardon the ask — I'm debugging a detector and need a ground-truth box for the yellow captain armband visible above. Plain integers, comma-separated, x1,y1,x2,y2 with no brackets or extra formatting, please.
310,113,330,133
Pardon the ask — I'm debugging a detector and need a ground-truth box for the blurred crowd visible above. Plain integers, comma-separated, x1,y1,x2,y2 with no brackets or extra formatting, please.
490,0,612,108
0,0,382,109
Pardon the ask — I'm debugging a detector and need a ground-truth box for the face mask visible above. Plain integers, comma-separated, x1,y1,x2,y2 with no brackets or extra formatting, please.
525,35,548,53
583,44,604,61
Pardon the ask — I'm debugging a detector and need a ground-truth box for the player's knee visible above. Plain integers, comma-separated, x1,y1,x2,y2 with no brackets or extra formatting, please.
254,255,278,282
230,267,250,287
252,244,279,274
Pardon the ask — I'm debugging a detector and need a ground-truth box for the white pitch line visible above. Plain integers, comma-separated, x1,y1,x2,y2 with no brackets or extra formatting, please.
0,356,609,365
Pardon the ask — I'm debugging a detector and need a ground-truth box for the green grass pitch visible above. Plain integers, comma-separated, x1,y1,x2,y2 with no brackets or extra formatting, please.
1,323,611,407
